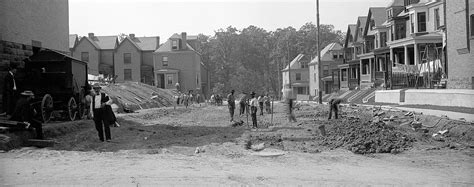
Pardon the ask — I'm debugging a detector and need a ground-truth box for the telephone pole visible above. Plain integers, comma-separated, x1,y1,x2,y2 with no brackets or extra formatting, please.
317,0,322,104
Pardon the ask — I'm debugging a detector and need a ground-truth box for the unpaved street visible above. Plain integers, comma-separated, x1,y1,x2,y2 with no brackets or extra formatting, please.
1,103,473,186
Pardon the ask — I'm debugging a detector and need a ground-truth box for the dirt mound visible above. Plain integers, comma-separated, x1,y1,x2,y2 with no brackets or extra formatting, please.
315,118,415,154
101,82,174,112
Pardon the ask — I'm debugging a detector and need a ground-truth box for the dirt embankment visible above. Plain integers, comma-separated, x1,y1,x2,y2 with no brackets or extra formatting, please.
101,82,174,112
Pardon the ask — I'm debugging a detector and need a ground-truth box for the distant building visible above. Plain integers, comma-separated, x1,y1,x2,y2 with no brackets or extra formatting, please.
71,33,119,76
445,0,474,89
308,43,344,96
340,24,360,90
69,34,79,56
282,54,311,100
154,32,209,97
114,34,160,84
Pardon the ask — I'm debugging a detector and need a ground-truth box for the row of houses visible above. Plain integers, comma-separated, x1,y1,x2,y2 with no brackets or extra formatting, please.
284,0,473,101
69,32,209,96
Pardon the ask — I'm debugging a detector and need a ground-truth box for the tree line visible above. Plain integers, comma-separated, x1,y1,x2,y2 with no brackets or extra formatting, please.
195,22,344,98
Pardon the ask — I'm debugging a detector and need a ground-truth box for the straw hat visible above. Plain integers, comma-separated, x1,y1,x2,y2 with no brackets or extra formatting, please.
20,90,35,96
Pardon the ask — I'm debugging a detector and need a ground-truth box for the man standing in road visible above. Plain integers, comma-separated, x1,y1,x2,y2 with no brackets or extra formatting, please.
2,64,18,117
283,84,297,122
258,94,265,116
239,93,248,116
249,92,259,128
91,83,113,142
227,90,236,122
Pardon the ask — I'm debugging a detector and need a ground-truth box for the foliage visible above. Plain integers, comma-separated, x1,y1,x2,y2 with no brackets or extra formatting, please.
195,22,344,98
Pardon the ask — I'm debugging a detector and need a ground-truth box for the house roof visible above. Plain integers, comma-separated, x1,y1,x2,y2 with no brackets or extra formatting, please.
370,7,387,27
355,16,368,42
308,43,343,65
154,34,197,53
117,37,142,51
282,54,305,71
131,37,160,51
79,37,101,50
90,36,118,50
387,0,404,7
69,34,78,49
344,24,357,47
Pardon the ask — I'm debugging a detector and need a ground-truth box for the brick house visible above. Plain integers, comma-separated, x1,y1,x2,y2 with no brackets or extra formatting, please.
72,33,119,76
114,34,159,84
308,43,344,96
282,54,311,100
153,32,209,97
445,0,474,89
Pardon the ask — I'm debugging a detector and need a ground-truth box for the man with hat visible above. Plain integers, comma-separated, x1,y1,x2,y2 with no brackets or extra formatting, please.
249,91,259,128
227,90,236,122
10,91,43,139
2,64,18,116
90,83,113,142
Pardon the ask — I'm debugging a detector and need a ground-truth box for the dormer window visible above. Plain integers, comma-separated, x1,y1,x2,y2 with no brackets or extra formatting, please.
172,40,178,50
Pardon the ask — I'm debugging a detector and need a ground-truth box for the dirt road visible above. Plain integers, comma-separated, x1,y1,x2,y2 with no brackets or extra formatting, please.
1,103,473,185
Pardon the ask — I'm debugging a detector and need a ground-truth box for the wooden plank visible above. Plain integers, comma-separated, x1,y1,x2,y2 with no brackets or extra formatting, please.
27,139,55,148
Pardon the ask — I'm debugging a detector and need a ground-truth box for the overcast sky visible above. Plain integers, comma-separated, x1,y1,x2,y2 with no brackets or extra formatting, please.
69,0,390,40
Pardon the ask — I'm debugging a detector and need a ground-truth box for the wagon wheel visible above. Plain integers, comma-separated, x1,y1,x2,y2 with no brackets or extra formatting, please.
68,97,79,121
41,94,54,123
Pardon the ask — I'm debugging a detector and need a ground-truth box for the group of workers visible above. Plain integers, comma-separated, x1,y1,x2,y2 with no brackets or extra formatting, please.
226,90,273,128
175,91,201,108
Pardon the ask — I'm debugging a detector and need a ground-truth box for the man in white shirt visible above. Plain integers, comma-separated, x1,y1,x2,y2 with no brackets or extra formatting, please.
91,83,113,142
249,92,259,128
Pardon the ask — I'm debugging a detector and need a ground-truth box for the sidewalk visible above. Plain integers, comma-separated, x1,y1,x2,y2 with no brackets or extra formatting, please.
296,100,474,123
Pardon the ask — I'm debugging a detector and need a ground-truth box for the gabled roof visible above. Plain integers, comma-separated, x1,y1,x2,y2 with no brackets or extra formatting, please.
387,0,404,7
355,16,368,42
309,43,343,64
131,37,160,51
69,34,78,49
154,33,197,53
91,36,118,50
282,54,305,71
344,24,358,48
370,7,387,27
78,36,101,50
116,37,142,51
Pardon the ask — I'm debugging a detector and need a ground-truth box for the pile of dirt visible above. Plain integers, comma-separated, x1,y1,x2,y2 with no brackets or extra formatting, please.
316,118,415,154
101,82,174,112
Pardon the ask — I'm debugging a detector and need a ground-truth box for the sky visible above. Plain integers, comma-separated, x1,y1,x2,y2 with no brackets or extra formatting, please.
69,0,391,39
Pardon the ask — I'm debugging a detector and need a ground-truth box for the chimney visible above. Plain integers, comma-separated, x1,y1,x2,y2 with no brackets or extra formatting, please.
129,33,135,39
88,33,94,38
156,36,160,50
181,32,187,50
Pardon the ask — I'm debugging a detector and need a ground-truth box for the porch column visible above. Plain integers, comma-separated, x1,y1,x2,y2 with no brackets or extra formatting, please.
369,58,373,78
390,48,394,64
414,43,419,65
404,45,409,65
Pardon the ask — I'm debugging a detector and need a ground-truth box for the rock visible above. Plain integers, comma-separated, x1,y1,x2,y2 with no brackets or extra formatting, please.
251,143,265,151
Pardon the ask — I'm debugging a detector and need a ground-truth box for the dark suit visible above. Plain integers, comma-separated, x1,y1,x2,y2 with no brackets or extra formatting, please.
92,92,111,141
3,72,17,115
10,97,43,139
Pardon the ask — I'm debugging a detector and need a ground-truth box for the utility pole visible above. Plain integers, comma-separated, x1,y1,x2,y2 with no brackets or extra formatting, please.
287,40,291,88
316,0,323,104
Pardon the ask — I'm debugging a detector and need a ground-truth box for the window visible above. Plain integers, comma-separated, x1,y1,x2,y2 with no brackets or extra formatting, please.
410,14,415,33
196,74,200,85
172,40,178,50
339,54,344,59
362,62,369,75
162,56,168,66
359,28,363,37
323,65,329,76
314,73,317,82
300,61,308,68
295,73,301,81
297,87,305,95
81,52,89,62
434,8,440,30
370,19,375,30
124,53,131,64
333,54,338,59
471,14,474,37
167,75,173,85
380,32,387,48
124,69,132,81
417,12,426,32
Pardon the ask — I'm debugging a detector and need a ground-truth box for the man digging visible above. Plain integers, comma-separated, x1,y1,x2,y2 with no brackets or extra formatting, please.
328,98,344,120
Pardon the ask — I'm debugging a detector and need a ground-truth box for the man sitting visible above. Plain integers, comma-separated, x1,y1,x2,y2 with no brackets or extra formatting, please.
10,91,43,139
